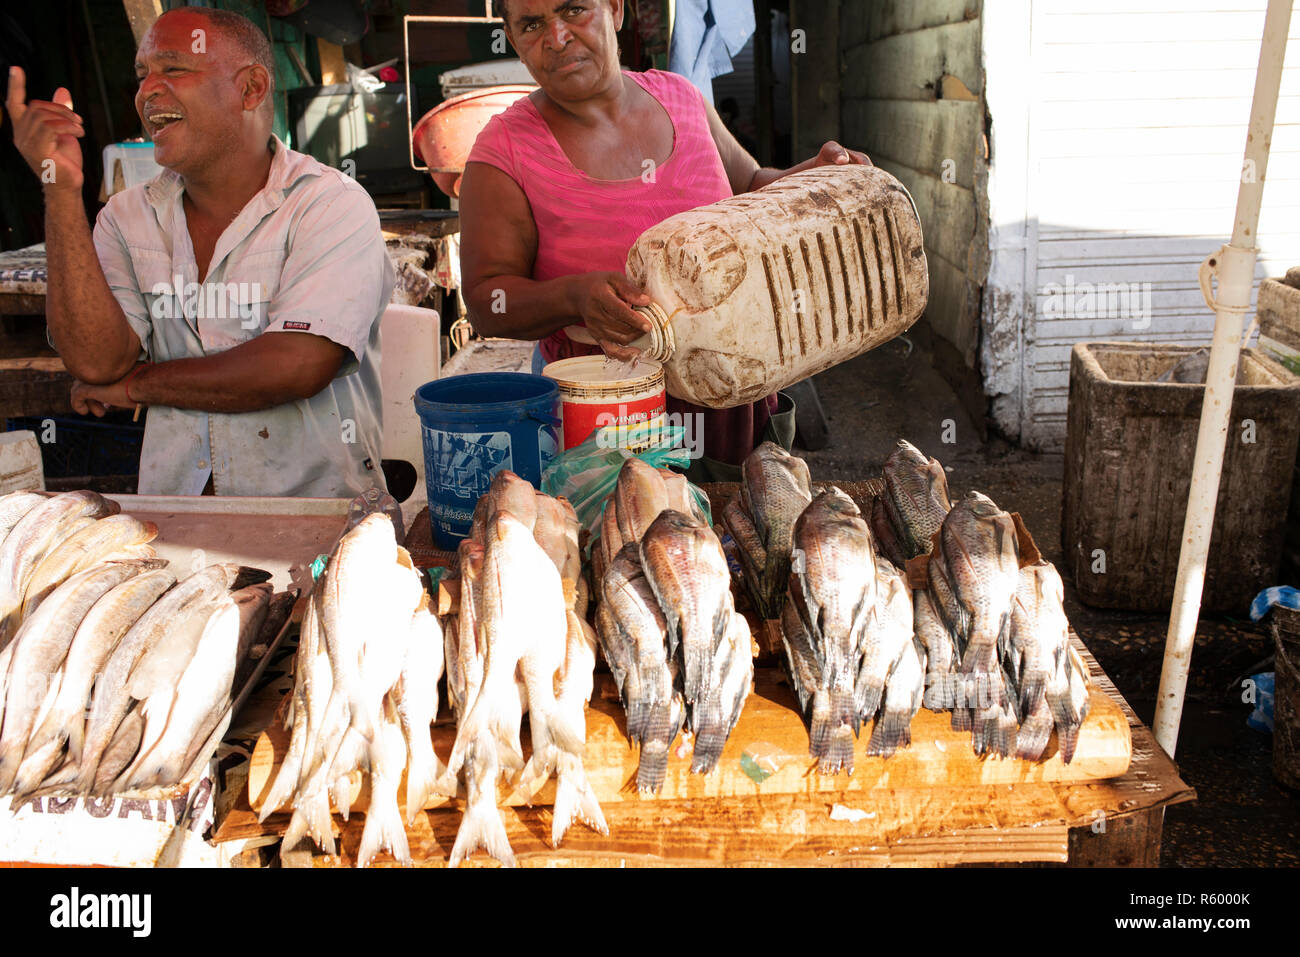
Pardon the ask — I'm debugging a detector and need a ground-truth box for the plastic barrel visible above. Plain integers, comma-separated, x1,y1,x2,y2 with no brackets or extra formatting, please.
414,373,561,549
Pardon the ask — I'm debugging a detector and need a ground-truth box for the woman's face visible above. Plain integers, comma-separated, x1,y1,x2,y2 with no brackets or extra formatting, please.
504,0,624,101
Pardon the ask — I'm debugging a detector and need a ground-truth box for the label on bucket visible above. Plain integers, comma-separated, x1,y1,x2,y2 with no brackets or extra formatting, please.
563,397,666,451
424,425,512,533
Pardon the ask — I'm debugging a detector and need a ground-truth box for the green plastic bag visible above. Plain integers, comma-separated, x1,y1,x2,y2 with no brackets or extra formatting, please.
540,421,714,545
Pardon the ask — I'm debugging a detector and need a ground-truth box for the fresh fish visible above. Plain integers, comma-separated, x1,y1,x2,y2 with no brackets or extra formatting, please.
533,493,581,610
936,492,1021,755
877,440,951,562
0,559,153,793
659,468,708,526
690,612,752,774
789,487,876,774
77,563,269,794
0,490,120,639
1046,644,1091,764
721,494,766,611
550,610,607,845
639,509,732,708
259,590,329,822
0,491,47,542
733,442,812,619
21,515,159,617
866,635,926,758
318,513,422,745
472,470,537,542
357,697,412,868
447,510,566,866
1008,562,1070,717
855,561,916,754
394,592,444,823
915,584,958,711
15,567,176,795
446,540,485,721
598,493,625,581
118,597,244,791
869,495,908,569
92,708,144,795
601,543,677,792
614,457,669,544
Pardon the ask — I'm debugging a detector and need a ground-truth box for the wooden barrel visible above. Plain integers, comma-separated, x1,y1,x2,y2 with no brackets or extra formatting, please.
1273,606,1300,789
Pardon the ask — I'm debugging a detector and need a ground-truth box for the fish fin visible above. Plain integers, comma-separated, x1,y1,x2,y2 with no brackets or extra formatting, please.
853,671,885,725
404,749,441,826
258,746,303,824
283,787,336,857
357,798,411,868
950,707,972,733
866,708,913,759
551,751,607,846
1019,671,1048,716
636,739,670,793
449,739,514,868
1014,706,1054,762
818,724,856,775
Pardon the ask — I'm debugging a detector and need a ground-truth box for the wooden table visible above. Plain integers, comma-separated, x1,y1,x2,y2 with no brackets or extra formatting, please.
211,485,1194,867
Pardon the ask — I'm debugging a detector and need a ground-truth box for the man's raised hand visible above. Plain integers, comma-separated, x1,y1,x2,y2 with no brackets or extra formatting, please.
5,66,85,192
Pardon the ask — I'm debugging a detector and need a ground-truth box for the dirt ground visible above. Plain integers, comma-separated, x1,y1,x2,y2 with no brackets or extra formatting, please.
798,334,1299,867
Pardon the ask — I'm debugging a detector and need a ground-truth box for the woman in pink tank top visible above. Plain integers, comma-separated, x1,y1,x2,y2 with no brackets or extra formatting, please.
458,0,871,477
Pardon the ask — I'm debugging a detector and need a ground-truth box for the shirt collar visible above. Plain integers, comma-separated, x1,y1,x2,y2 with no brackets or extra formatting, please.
143,134,322,213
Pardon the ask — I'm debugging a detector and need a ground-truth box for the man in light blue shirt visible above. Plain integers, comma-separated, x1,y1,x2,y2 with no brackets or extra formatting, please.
5,6,391,497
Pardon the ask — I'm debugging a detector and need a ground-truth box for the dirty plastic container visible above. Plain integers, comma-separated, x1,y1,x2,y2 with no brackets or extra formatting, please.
542,355,667,451
623,164,928,408
413,373,560,548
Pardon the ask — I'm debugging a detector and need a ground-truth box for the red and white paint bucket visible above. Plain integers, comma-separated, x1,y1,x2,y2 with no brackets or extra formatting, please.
542,356,667,451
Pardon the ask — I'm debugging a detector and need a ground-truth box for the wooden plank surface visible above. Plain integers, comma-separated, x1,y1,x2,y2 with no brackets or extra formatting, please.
246,665,1131,818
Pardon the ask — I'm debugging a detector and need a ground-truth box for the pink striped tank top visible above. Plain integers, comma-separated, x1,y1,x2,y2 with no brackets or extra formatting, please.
466,69,775,466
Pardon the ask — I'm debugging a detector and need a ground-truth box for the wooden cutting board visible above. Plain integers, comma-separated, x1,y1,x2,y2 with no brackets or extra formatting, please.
247,658,1131,818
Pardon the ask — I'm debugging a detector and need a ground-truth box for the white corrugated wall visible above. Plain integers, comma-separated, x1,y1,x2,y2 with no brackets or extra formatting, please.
983,0,1300,450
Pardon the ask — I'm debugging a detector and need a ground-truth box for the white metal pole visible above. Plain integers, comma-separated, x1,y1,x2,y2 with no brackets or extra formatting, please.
1153,0,1293,757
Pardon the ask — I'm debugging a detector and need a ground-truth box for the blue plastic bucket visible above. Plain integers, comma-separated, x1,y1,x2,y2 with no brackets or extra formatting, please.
414,373,561,549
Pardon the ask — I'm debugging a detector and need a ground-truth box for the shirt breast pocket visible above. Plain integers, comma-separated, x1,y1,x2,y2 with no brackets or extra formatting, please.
200,262,283,350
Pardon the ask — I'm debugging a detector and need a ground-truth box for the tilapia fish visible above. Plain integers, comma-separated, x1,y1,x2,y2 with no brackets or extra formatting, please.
726,442,812,619
639,509,747,773
1007,561,1090,762
871,439,951,567
393,592,444,824
861,567,925,759
600,543,681,792
937,492,1021,757
787,487,877,774
0,559,158,794
549,610,607,845
614,458,669,545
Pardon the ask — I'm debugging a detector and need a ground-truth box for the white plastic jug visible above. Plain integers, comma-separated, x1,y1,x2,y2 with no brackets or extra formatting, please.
624,164,928,408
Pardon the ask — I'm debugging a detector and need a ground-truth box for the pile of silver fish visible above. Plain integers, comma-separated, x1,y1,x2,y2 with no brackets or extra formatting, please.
594,459,752,790
263,512,440,868
0,488,286,801
756,440,1091,768
438,471,605,867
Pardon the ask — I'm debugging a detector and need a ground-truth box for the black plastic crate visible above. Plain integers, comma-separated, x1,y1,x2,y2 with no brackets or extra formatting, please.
6,414,145,479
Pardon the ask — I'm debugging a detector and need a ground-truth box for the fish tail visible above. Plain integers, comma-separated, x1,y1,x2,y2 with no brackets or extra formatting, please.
808,686,832,759
625,696,649,745
1059,724,1082,765
854,674,885,725
1015,711,1053,762
449,740,514,868
682,645,705,704
689,695,727,774
1019,671,1048,715
330,774,354,823
283,787,336,857
404,749,441,827
636,739,670,793
950,707,972,733
11,739,63,801
818,724,856,775
551,751,607,847
866,708,914,759
258,748,304,824
923,670,954,711
357,797,411,868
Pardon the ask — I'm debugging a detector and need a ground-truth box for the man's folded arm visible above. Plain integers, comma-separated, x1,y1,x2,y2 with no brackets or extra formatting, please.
46,189,145,384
